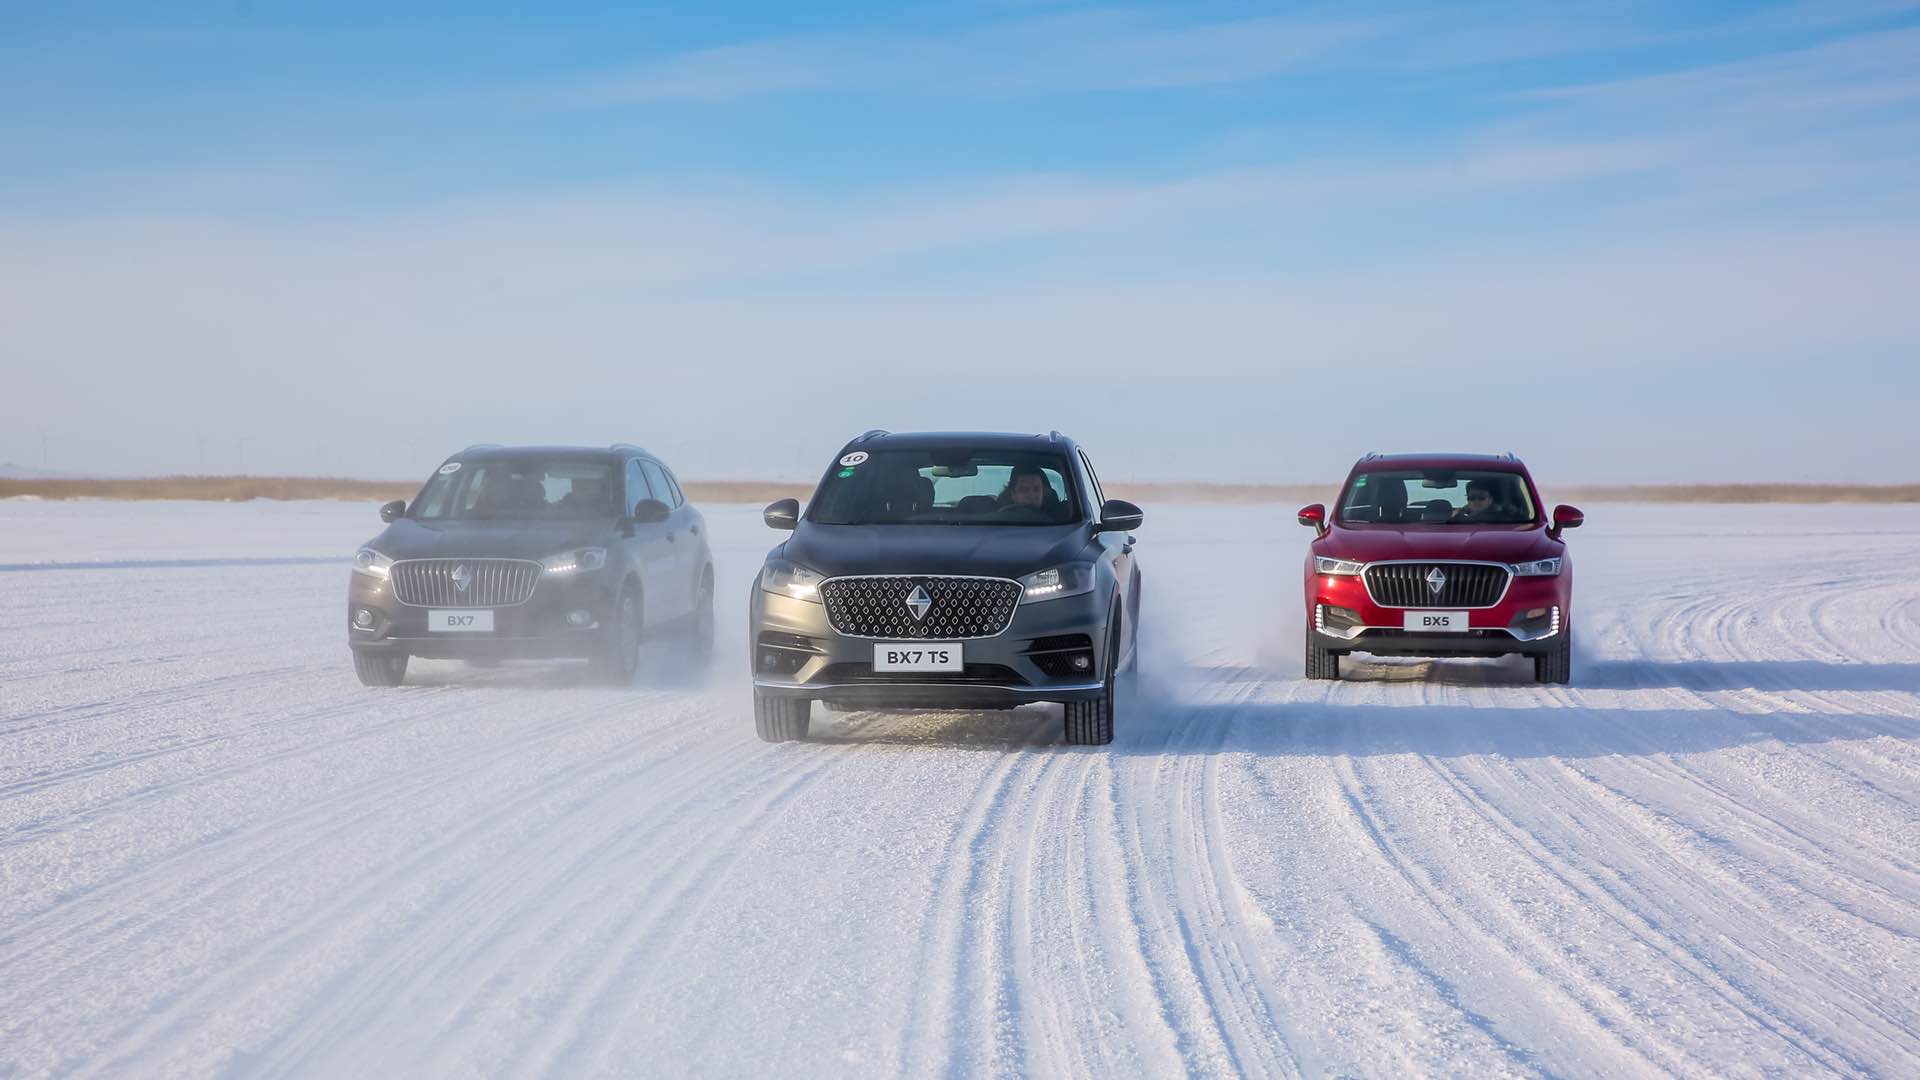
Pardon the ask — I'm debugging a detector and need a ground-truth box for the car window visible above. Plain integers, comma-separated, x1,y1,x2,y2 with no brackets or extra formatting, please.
412,458,616,520
809,448,1078,526
624,459,647,513
639,460,673,508
1338,469,1536,525
1078,450,1107,510
658,465,686,508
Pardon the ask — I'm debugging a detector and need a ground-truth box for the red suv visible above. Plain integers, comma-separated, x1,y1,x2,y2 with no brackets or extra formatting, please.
1298,452,1583,683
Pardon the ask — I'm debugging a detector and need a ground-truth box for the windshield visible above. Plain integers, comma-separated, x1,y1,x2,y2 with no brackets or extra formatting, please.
1338,469,1537,525
808,449,1079,526
410,458,616,521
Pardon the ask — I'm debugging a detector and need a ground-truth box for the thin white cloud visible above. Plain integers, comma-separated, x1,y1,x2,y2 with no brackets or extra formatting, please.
522,9,1405,109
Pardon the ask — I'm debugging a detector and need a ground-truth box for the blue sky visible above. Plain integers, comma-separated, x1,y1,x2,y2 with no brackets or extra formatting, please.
3,1,1918,482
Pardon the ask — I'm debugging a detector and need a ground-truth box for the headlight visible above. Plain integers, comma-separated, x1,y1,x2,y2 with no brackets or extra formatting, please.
352,548,392,579
1314,556,1365,576
1019,563,1096,601
760,561,824,602
1511,558,1563,576
541,548,607,576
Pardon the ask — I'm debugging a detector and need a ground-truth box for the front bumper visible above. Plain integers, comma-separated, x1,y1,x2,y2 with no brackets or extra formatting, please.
749,584,1114,706
346,569,615,660
1308,570,1568,658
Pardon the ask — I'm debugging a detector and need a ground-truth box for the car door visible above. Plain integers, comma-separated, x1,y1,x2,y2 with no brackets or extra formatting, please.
623,458,680,629
656,462,709,599
639,459,694,622
1080,448,1136,630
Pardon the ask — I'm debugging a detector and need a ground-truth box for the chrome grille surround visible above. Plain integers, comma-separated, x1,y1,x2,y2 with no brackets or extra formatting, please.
1361,560,1513,609
819,574,1023,640
391,558,541,608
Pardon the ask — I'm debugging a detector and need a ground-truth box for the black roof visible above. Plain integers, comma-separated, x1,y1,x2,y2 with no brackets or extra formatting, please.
842,430,1076,453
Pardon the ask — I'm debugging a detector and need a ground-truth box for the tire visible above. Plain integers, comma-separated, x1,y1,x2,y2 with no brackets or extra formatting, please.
1305,626,1340,680
754,692,811,742
589,585,642,685
1063,615,1119,746
1534,631,1572,684
353,649,408,687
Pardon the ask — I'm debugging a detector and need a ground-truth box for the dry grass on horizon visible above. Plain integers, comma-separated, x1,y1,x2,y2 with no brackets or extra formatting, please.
5,476,1918,505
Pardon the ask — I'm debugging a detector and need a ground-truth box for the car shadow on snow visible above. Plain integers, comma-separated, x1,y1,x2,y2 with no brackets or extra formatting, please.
1578,659,1920,693
807,704,1066,751
1113,666,1920,761
398,649,720,692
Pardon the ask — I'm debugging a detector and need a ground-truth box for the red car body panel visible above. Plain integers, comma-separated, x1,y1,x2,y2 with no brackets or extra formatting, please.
1303,453,1576,658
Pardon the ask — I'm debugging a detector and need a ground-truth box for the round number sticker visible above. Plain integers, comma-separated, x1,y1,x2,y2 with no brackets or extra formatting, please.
438,462,463,475
839,451,869,467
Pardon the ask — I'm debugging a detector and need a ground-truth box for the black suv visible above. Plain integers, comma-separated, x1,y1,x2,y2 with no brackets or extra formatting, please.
749,430,1144,745
347,444,714,686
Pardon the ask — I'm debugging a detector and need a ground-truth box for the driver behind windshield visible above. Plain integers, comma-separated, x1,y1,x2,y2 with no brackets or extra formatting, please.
1000,465,1051,511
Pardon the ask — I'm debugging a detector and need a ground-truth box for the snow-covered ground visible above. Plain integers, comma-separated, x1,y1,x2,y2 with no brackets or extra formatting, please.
3,499,1919,1077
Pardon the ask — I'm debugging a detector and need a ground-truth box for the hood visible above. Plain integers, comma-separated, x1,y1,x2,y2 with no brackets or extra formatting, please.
367,517,610,561
779,522,1095,579
1319,522,1561,565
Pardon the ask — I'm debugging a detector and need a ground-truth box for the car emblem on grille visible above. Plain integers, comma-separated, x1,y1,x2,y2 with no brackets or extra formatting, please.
904,585,933,621
1426,567,1447,595
452,564,472,592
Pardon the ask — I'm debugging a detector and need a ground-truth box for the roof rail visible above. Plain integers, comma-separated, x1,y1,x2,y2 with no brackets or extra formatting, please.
1048,430,1064,443
460,443,503,453
854,429,890,443
1361,450,1379,461
1501,450,1518,461
609,443,649,456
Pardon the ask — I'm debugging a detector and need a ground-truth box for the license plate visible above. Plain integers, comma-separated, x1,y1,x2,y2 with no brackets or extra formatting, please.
872,642,963,672
1404,611,1467,632
428,609,494,633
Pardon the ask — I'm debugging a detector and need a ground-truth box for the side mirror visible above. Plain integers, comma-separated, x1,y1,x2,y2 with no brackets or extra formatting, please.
380,500,406,523
631,498,672,525
1095,498,1143,533
1297,503,1326,533
1550,504,1584,536
763,498,800,531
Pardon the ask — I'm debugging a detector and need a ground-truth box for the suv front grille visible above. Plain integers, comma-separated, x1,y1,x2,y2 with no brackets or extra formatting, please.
819,576,1022,639
1363,562,1510,608
391,558,541,607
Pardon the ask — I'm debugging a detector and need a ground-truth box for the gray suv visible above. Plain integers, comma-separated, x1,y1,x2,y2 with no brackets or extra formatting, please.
749,430,1144,745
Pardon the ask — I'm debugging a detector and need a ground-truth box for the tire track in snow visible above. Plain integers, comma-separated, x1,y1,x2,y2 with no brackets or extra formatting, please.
515,716,901,1078
896,720,1050,1075
264,715,882,1079
74,696,723,1076
0,689,703,997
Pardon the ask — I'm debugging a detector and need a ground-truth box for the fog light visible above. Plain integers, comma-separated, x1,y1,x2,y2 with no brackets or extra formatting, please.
1526,607,1548,619
566,609,594,628
1070,653,1092,672
762,652,780,671
353,608,374,628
